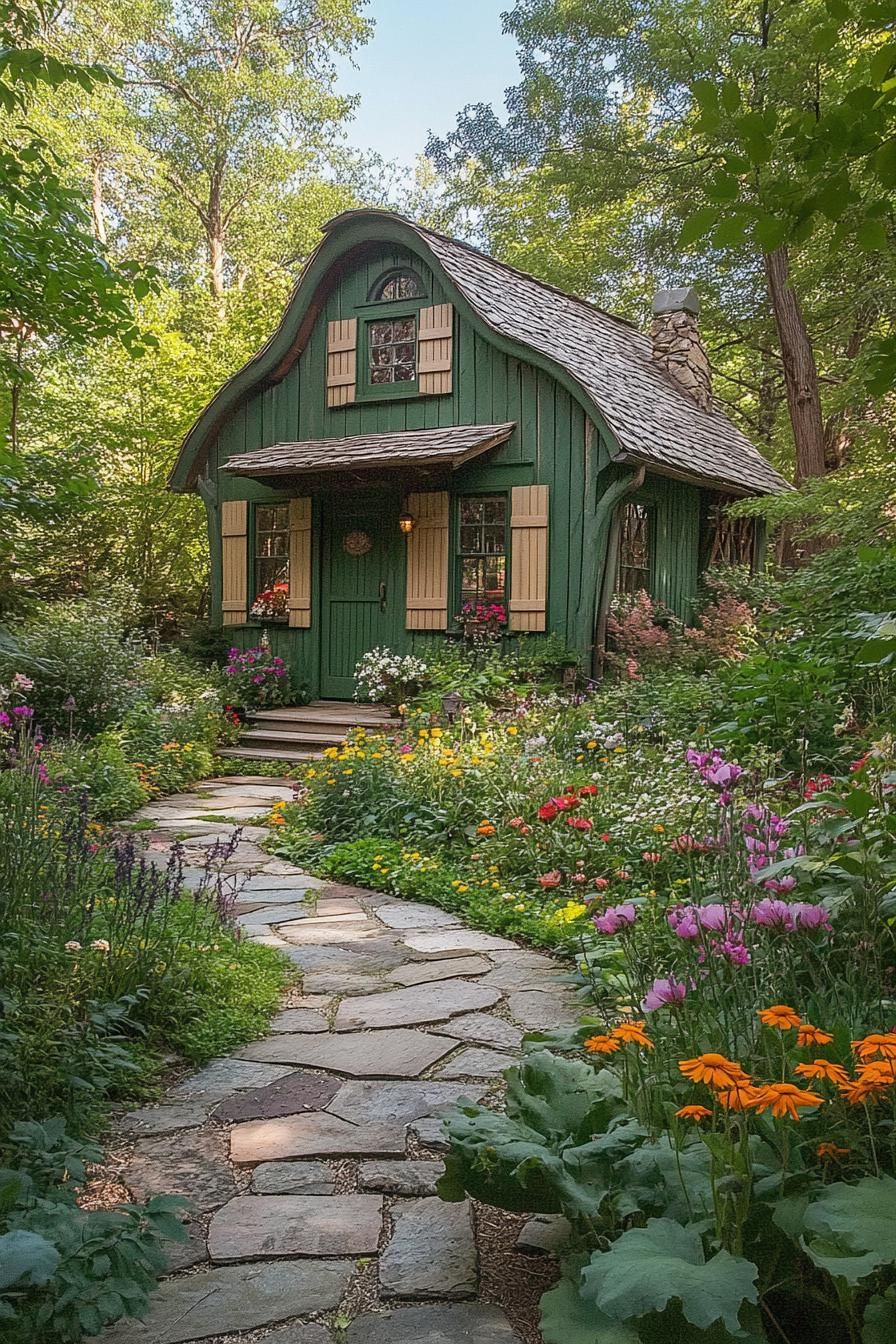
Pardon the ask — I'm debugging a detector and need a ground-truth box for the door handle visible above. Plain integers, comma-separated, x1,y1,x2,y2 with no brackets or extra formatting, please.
379,581,387,612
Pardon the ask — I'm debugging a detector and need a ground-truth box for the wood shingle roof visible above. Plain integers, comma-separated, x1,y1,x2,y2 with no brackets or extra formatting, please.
223,423,516,477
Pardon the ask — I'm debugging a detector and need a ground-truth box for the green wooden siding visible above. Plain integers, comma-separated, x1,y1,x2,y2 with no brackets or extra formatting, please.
205,236,709,690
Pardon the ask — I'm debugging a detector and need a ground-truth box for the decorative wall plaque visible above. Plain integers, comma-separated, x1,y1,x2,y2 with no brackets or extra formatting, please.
343,529,373,556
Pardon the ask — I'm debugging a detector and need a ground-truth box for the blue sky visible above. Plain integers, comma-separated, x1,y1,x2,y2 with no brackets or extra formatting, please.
334,0,520,167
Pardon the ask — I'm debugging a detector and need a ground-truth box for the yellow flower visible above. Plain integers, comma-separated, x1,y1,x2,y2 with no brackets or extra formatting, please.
431,727,443,738
506,726,518,735
586,740,597,750
451,769,463,777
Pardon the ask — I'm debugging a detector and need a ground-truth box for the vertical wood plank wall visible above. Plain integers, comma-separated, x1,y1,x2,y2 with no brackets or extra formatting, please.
220,499,248,625
405,490,449,629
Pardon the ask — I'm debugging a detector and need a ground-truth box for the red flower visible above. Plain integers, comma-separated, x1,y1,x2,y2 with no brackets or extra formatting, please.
563,785,578,795
593,876,610,890
507,816,526,829
579,784,599,797
850,752,871,774
599,832,611,843
567,816,593,831
550,794,579,812
538,870,562,888
641,850,662,863
538,803,559,822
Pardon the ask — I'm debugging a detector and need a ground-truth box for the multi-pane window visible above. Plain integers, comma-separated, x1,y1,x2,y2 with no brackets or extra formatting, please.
368,316,417,384
458,495,507,606
252,504,289,621
372,269,423,301
616,503,650,595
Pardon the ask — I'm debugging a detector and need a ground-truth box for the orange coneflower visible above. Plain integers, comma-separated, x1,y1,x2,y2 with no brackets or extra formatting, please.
852,1032,896,1062
612,1020,654,1050
758,1005,802,1031
584,1034,621,1055
675,1104,713,1122
797,1023,834,1048
678,1053,750,1089
841,1059,896,1103
716,1082,764,1111
794,1060,850,1087
753,1082,825,1120
816,1142,849,1162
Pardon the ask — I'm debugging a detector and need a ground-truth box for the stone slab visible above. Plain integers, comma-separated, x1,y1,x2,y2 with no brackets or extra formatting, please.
263,1325,334,1344
230,1112,407,1163
375,903,462,930
213,1070,341,1124
301,972,389,996
121,1102,211,1136
269,1008,329,1033
164,1220,208,1272
279,920,384,945
326,1080,477,1127
125,1128,235,1213
401,930,517,955
408,1117,449,1151
239,1029,456,1078
359,1159,443,1196
208,1194,383,1261
171,1058,296,1101
430,1013,524,1052
284,941,409,973
345,1304,521,1344
313,898,364,916
434,1048,516,1079
515,1213,573,1255
251,1160,336,1195
388,956,491,987
334,980,502,1031
506,990,579,1030
103,1259,353,1343
245,904,311,925
478,959,565,993
379,1197,477,1299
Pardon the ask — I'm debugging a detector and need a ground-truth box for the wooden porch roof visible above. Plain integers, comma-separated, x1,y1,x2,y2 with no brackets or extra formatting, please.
222,422,516,478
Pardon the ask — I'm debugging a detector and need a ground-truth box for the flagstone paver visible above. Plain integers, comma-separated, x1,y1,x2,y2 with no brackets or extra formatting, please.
107,778,580,1343
207,1193,384,1260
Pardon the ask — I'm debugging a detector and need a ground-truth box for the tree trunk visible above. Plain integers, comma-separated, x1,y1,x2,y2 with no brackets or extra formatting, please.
206,169,226,301
763,245,826,483
90,156,107,245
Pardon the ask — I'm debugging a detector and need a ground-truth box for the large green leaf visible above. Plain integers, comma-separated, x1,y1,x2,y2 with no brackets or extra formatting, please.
613,1137,715,1222
802,1175,896,1284
0,1230,60,1290
541,1272,642,1344
506,1051,626,1142
864,1288,896,1344
581,1219,759,1336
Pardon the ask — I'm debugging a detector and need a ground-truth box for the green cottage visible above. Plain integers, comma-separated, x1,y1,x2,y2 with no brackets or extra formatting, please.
170,209,787,700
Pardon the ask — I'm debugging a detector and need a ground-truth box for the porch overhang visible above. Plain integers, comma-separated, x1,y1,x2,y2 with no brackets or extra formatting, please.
222,422,517,480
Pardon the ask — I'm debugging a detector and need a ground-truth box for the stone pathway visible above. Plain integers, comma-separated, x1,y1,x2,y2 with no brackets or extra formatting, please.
107,778,578,1344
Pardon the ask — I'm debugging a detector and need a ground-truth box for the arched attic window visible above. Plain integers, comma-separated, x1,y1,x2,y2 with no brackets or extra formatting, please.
368,268,425,302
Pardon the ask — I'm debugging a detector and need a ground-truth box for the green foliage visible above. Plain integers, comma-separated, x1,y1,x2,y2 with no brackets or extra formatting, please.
581,1219,759,1336
0,1118,185,1341
800,1176,896,1285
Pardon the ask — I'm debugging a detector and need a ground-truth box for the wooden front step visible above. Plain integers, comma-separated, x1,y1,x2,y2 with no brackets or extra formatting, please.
230,699,397,763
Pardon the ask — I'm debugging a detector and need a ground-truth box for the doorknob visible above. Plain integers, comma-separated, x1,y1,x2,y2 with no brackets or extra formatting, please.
379,581,387,612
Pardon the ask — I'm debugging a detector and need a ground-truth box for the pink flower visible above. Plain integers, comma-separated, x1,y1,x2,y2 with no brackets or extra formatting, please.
538,870,562,889
593,876,610,890
792,902,832,931
751,898,794,929
641,975,688,1012
593,903,637,934
12,706,33,718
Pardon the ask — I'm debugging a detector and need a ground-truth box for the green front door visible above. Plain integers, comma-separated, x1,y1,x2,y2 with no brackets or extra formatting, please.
319,495,404,698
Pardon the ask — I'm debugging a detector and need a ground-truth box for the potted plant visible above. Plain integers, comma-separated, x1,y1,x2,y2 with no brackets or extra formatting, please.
456,600,507,640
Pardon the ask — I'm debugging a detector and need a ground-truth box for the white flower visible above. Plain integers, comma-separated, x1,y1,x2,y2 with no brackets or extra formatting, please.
90,939,110,952
64,940,82,952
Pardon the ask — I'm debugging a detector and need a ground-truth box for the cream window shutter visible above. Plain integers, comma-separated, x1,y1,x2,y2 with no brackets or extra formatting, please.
509,484,549,632
417,303,453,395
288,496,312,628
221,499,248,626
326,317,357,407
405,490,450,630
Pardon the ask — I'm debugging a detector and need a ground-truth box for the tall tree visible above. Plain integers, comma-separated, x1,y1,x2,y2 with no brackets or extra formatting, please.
430,0,896,484
72,0,371,298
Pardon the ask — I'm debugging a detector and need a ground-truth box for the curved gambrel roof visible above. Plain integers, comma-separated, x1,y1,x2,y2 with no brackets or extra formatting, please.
170,209,788,496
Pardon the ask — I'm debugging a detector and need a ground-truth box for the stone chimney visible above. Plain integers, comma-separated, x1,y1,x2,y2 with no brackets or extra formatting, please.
650,287,712,410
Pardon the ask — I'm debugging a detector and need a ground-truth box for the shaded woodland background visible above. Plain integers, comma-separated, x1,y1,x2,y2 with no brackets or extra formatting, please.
2,0,894,631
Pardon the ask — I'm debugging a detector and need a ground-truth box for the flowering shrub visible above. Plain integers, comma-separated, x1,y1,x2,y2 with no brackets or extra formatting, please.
223,645,289,707
456,599,507,632
354,647,429,707
606,590,675,668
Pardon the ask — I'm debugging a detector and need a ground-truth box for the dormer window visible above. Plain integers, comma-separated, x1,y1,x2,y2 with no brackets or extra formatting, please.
370,269,424,302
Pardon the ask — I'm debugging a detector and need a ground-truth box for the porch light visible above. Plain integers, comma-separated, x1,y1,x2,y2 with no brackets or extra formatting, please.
441,690,463,724
398,512,416,535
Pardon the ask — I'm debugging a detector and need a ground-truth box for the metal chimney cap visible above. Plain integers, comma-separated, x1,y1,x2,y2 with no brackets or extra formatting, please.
652,286,700,317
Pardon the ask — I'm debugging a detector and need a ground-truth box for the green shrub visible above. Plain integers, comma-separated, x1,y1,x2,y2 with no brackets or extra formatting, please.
0,1118,185,1342
1,594,145,735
